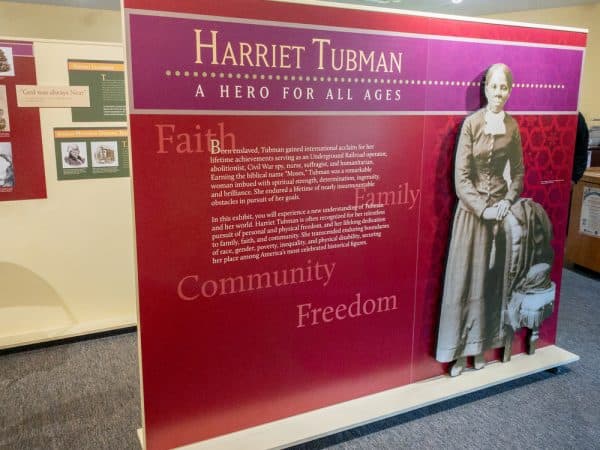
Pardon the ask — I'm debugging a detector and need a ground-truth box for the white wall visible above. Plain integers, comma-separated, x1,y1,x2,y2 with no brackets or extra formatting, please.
486,3,600,122
0,36,136,349
0,1,122,42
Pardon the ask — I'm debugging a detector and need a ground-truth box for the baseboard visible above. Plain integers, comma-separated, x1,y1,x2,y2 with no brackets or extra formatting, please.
0,320,137,353
133,346,577,450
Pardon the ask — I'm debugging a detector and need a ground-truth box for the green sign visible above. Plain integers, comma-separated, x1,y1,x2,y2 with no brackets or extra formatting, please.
68,60,126,122
54,127,130,180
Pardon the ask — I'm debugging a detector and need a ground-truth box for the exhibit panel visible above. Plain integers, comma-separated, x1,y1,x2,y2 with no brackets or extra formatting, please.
0,38,136,349
0,39,46,201
123,1,586,448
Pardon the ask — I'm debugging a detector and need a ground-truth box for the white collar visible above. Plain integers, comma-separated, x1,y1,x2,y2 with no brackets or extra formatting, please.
484,109,506,136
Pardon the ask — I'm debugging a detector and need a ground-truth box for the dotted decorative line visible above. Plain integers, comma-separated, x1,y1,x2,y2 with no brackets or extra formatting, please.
513,83,566,89
163,70,566,89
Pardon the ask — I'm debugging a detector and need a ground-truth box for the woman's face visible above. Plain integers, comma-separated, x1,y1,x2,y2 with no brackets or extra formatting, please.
485,70,511,113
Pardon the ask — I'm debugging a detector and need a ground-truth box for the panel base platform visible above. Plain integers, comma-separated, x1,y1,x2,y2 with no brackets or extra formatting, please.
137,345,578,450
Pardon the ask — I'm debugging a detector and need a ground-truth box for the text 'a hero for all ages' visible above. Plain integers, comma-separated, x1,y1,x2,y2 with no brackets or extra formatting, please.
195,83,401,102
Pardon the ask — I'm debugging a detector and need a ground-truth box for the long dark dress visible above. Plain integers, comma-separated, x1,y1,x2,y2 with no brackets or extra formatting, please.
436,108,524,363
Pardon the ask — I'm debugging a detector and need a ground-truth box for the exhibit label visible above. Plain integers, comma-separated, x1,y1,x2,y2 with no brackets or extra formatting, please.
16,85,90,107
53,127,130,180
68,59,126,122
580,186,600,237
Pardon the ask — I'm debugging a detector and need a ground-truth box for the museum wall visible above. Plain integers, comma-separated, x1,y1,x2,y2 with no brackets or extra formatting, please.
0,3,134,349
486,3,600,122
0,1,122,42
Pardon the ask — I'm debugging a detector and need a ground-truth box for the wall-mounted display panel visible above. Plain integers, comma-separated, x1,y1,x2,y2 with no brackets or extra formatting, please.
54,127,130,180
0,39,46,201
68,59,126,122
0,38,135,350
123,1,586,448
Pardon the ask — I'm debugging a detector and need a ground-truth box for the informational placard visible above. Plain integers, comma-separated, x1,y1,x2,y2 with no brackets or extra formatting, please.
16,85,90,108
0,39,46,201
0,85,10,133
53,127,130,180
580,186,600,237
123,2,586,449
68,59,126,122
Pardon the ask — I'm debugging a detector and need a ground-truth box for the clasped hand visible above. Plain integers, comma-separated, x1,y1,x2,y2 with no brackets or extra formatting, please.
482,199,511,221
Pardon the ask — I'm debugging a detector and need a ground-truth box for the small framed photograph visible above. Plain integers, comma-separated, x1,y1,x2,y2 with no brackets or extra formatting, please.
0,47,15,77
91,141,119,167
61,142,88,168
0,86,10,132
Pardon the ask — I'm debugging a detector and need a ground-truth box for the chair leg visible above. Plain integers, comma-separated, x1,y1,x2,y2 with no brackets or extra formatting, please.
528,328,539,355
503,328,514,363
473,353,485,370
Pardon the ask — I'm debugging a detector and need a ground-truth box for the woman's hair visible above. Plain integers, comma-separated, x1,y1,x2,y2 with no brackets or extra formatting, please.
485,63,513,90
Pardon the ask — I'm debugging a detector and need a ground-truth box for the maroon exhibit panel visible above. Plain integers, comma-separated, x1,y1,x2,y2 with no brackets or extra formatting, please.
123,2,586,448
0,40,46,201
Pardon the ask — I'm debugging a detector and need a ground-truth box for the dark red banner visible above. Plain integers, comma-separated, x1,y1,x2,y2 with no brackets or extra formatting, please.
0,40,46,201
124,2,585,449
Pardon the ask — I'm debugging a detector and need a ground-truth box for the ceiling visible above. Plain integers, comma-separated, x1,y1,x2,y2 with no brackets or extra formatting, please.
5,0,599,15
